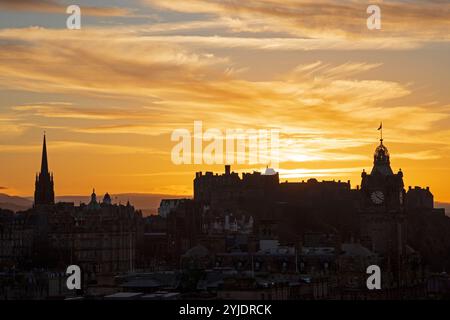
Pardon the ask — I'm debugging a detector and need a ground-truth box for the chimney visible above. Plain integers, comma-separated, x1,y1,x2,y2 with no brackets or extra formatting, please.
225,165,231,175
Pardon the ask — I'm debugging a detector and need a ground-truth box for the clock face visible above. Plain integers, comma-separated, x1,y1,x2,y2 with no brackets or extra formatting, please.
370,191,384,204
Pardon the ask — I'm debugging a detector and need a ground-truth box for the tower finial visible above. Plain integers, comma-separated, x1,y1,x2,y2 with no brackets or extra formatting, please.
377,122,383,144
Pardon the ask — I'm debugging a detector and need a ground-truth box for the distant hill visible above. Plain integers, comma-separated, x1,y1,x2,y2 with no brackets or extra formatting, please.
0,193,33,212
0,193,188,216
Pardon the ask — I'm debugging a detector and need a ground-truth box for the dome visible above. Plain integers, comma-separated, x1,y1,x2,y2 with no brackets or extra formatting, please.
263,167,277,176
371,140,394,176
90,188,97,204
103,192,112,205
374,141,390,161
87,188,100,210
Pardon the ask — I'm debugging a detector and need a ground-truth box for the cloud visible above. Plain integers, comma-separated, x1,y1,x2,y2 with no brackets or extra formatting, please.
135,35,421,51
396,150,441,161
145,0,450,42
0,141,167,155
74,125,169,136
0,26,448,169
0,0,133,17
0,116,30,135
276,167,366,179
0,27,229,97
13,104,146,120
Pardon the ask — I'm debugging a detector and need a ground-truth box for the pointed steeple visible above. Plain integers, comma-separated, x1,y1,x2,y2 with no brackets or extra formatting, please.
41,133,49,175
34,133,55,206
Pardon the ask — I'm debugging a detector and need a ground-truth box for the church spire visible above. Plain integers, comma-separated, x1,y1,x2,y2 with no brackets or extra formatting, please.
41,133,49,175
34,133,55,206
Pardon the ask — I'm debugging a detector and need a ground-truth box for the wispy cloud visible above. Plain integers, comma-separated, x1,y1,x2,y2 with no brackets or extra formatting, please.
277,167,366,179
0,141,167,155
135,35,422,51
396,150,442,161
0,27,448,154
11,104,167,121
0,117,30,135
146,0,450,42
0,0,133,17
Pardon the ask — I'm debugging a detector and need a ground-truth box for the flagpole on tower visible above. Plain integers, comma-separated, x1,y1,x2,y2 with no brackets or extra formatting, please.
378,122,383,143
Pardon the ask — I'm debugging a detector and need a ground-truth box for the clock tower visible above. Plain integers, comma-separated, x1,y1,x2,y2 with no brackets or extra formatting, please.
359,135,407,264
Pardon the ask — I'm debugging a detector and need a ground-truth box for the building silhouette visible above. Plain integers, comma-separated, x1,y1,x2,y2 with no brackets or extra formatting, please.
359,137,406,256
0,135,142,297
359,137,412,289
1,131,449,300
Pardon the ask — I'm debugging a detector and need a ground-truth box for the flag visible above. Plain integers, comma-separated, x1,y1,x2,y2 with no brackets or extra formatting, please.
378,122,382,130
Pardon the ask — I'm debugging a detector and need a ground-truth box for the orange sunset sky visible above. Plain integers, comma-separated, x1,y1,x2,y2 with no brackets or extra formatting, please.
0,0,449,202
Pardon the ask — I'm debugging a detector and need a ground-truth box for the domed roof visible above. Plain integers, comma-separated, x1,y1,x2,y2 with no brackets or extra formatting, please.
89,188,97,203
263,167,277,176
103,192,112,204
374,141,390,160
88,188,100,210
371,140,393,176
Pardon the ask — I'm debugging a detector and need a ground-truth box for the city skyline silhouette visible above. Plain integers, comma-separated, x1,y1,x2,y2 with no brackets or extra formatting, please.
1,0,450,303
